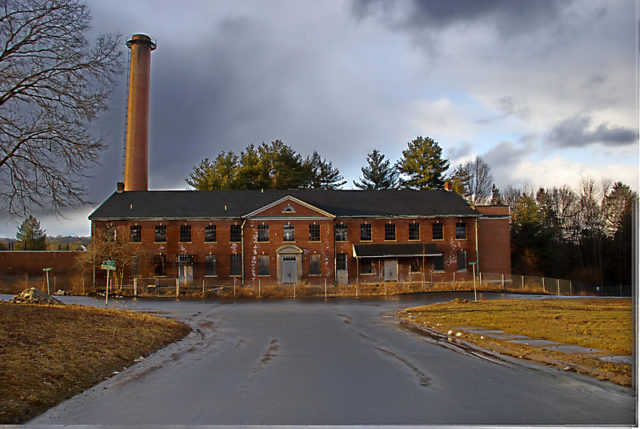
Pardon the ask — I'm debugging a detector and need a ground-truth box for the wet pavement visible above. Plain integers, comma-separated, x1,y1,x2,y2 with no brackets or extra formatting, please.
4,292,635,426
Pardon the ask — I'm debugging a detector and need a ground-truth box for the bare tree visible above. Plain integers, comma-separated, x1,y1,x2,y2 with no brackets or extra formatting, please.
0,0,122,214
449,156,494,205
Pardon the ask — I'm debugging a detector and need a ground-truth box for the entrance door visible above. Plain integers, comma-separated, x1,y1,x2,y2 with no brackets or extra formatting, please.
282,256,297,284
384,259,398,281
179,264,193,285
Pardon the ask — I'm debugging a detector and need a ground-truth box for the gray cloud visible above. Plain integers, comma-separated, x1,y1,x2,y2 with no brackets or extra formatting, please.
546,116,637,148
482,140,530,168
351,0,571,38
477,96,531,124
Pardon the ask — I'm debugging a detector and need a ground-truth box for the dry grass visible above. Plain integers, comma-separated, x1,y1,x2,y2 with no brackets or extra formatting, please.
0,302,191,424
400,298,633,385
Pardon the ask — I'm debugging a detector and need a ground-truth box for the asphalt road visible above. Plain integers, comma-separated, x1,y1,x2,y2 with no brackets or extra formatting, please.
23,293,636,425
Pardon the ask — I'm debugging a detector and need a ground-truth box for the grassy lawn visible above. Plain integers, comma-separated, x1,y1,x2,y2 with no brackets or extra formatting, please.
0,302,191,424
400,298,633,386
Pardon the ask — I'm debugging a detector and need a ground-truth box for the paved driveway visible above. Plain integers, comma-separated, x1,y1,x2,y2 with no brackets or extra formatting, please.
27,293,636,425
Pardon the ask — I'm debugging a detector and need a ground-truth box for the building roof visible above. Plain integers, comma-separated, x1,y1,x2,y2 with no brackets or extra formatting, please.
89,189,480,220
353,243,443,259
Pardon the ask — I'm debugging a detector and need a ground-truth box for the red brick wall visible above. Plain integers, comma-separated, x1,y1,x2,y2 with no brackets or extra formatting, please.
475,206,512,275
0,251,81,274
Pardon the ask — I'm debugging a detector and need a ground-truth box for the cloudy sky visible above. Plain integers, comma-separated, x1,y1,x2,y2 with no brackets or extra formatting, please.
1,0,638,237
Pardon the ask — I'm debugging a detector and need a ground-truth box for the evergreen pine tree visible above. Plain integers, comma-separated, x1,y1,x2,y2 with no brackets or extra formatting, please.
396,136,450,190
16,215,46,250
353,149,398,190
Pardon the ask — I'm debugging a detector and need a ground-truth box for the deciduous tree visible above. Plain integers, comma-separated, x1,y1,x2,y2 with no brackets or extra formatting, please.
0,0,122,214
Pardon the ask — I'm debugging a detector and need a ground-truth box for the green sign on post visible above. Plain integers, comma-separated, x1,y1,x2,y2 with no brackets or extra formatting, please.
101,260,116,271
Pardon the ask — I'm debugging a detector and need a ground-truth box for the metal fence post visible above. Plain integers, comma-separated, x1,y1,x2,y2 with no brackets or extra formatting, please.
452,272,456,290
134,278,138,296
294,282,296,299
233,278,236,298
324,278,327,299
479,272,482,285
501,273,505,291
202,279,205,297
176,278,179,297
557,279,560,296
258,279,261,298
522,275,525,291
356,282,359,298
570,281,573,295
542,277,546,293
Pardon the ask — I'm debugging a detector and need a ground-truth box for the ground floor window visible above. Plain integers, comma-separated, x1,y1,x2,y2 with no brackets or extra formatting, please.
258,255,270,276
153,254,166,276
310,254,321,275
360,258,372,274
230,254,242,276
410,258,421,273
433,255,444,272
205,254,217,276
337,253,347,270
457,251,467,271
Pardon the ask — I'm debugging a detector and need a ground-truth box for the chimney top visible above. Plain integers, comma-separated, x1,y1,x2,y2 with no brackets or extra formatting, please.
444,181,453,191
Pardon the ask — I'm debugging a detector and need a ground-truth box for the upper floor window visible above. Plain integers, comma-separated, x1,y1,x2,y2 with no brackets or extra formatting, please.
335,224,347,241
230,225,241,242
456,223,467,240
384,223,396,241
205,225,216,242
104,224,116,242
180,224,191,242
360,223,372,241
155,225,166,242
409,223,419,241
309,224,320,241
130,225,141,242
432,223,443,241
283,224,295,242
258,224,269,242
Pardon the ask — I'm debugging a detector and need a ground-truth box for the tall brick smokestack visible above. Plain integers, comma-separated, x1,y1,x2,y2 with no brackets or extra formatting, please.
124,34,156,191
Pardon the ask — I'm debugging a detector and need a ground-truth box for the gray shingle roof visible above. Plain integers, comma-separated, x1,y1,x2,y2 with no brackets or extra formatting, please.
88,189,479,220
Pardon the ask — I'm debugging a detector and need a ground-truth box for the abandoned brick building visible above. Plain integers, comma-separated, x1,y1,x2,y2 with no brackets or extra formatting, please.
89,189,511,286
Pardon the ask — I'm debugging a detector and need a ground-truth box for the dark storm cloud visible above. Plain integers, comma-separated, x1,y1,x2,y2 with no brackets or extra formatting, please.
350,0,571,38
546,116,637,148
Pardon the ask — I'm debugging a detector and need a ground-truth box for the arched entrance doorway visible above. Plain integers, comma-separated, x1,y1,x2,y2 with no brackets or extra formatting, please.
276,244,303,284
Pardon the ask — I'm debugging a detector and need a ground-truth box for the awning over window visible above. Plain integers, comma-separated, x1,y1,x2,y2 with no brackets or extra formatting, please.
353,243,442,259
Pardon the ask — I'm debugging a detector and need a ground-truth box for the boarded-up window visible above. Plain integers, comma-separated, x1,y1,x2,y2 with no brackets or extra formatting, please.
283,225,295,242
456,223,467,240
457,251,467,271
432,223,443,240
335,224,347,241
410,258,421,273
360,258,372,274
180,225,191,242
337,253,347,270
258,224,269,242
205,254,217,276
153,254,166,276
130,225,141,242
433,255,444,272
230,225,241,242
360,224,371,241
258,255,269,276
385,223,396,240
310,254,321,275
205,225,216,242
409,223,419,241
309,224,320,241
230,254,242,276
155,225,166,242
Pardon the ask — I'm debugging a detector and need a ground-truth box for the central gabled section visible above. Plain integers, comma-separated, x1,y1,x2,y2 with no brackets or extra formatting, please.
243,195,335,219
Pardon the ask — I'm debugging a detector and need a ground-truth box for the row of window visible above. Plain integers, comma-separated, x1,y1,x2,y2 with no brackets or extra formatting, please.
128,222,467,243
151,251,467,277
